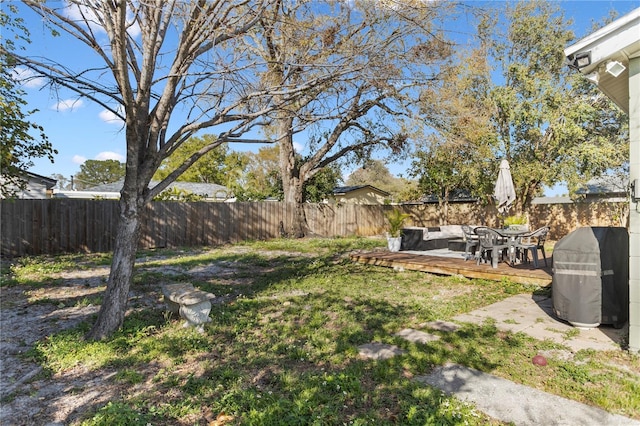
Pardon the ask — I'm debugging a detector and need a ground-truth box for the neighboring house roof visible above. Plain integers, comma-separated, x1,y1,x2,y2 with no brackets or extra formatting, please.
1,171,57,199
531,196,573,204
85,180,126,192
156,182,231,198
575,176,628,196
2,171,58,189
332,185,390,196
531,176,628,204
25,171,57,189
62,180,231,200
417,189,478,204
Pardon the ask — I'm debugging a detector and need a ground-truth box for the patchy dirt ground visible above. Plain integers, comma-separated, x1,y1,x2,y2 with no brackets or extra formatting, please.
2,268,100,424
2,247,638,425
0,254,248,426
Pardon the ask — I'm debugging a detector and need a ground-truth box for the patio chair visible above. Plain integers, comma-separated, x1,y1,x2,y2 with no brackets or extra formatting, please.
514,226,550,268
461,225,478,261
474,227,510,268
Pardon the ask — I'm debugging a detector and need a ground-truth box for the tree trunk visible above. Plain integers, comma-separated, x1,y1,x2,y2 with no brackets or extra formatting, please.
85,196,141,340
291,182,308,238
438,187,450,225
281,172,307,238
278,115,308,238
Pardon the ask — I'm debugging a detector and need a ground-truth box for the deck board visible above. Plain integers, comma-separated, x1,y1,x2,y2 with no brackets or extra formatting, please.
350,250,552,286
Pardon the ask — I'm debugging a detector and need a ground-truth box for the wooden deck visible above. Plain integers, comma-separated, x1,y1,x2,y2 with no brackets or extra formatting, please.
350,250,552,287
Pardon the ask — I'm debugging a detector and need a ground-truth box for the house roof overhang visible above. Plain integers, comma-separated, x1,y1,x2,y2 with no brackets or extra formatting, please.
332,185,390,196
565,7,640,114
25,171,57,189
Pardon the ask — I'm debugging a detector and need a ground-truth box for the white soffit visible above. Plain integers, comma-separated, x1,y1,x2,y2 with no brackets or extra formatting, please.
565,7,640,113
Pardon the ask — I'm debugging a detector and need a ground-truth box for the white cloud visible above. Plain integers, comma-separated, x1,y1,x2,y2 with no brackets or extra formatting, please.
72,152,125,166
95,151,125,162
126,18,141,38
99,108,125,125
72,155,87,164
64,1,140,37
64,1,104,33
52,99,84,112
293,141,304,153
11,67,45,88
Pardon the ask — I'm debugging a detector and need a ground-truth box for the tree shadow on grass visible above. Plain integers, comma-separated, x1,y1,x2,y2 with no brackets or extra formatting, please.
4,248,513,425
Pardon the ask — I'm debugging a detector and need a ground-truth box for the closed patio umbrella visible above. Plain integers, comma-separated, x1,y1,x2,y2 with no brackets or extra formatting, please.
494,159,516,213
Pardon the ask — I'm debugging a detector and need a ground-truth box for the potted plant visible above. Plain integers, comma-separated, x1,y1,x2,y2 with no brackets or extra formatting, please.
503,214,529,231
385,209,410,252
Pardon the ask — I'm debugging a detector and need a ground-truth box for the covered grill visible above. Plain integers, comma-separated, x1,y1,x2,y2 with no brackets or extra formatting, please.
552,227,629,329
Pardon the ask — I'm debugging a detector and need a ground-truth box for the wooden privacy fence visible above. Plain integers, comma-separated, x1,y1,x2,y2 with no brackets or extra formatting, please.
0,198,628,257
0,200,389,257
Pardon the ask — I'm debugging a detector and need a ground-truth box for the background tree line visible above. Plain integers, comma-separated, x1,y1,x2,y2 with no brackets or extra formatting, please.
51,145,409,203
21,2,626,215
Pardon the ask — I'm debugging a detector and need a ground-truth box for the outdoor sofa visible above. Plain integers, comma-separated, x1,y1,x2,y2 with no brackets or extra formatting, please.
400,225,467,251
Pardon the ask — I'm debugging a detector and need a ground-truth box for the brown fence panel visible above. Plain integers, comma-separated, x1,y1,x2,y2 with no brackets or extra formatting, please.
1,201,15,256
306,203,339,237
23,200,37,254
227,203,240,243
1,201,23,256
52,199,64,253
217,202,232,244
0,198,630,257
25,200,39,254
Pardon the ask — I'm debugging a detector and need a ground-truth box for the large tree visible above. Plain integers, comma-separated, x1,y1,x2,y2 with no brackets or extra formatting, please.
13,0,286,339
153,135,247,187
50,173,73,190
230,145,341,203
345,159,415,202
484,1,627,210
232,146,281,201
412,133,494,224
252,0,456,236
74,159,126,190
411,1,627,215
0,5,56,198
303,164,341,203
411,42,496,222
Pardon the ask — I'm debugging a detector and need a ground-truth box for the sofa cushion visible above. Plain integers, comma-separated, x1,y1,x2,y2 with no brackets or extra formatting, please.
438,225,464,239
422,225,464,241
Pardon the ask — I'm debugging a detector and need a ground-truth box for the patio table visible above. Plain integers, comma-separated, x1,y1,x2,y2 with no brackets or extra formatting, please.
493,228,530,265
495,228,529,238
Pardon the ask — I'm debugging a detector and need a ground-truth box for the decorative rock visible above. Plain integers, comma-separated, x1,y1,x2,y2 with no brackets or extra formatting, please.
532,354,547,366
425,320,460,332
357,342,405,360
395,328,440,344
161,283,215,332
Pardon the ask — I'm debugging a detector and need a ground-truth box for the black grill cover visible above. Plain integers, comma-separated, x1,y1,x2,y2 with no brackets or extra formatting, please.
552,227,629,328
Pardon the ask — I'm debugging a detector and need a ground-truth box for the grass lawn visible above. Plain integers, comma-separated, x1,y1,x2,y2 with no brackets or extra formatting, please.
3,236,639,425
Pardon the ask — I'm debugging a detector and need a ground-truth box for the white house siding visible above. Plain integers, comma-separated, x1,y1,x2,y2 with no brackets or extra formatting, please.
1,174,56,199
628,55,640,352
334,189,388,205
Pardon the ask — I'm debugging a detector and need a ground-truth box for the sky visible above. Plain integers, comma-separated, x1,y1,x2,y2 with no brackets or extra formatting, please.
11,0,640,194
